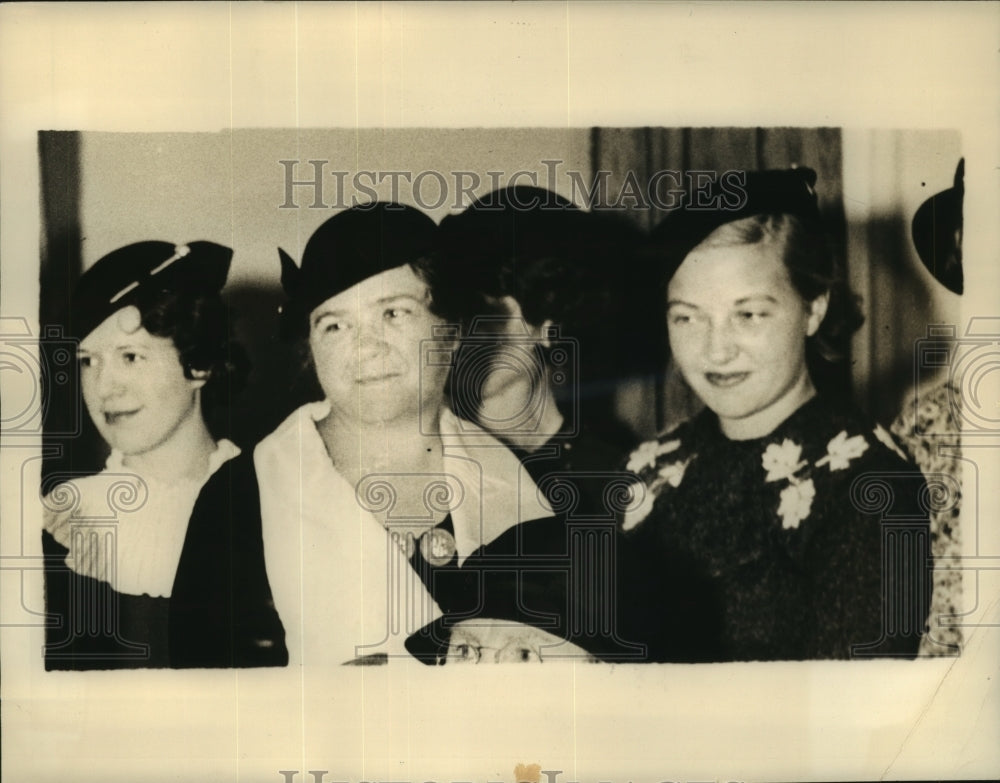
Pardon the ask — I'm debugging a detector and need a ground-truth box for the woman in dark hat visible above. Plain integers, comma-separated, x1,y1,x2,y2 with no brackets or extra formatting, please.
171,202,554,667
620,169,933,661
434,186,643,520
41,240,261,669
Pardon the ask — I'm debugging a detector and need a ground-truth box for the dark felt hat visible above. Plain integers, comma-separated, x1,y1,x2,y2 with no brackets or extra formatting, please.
69,240,232,341
650,167,823,283
405,516,648,664
278,202,437,339
911,158,964,295
435,186,581,296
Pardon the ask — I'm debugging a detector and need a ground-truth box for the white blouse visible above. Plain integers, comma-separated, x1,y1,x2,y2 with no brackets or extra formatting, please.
43,439,240,598
254,401,552,667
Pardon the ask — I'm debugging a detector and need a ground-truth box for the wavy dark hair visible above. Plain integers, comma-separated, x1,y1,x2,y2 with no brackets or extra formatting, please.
131,287,250,434
701,213,864,370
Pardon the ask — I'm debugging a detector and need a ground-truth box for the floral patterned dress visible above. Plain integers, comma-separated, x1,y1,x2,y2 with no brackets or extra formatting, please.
620,395,933,661
891,379,963,656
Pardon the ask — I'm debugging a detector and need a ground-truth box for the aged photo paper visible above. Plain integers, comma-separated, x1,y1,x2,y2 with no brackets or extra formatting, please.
2,3,998,782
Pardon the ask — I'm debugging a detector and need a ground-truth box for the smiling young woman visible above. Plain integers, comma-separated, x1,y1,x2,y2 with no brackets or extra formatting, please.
619,170,933,662
40,241,264,669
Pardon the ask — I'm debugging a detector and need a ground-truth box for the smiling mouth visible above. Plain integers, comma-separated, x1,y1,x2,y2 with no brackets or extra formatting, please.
705,372,750,388
356,373,400,385
103,409,141,425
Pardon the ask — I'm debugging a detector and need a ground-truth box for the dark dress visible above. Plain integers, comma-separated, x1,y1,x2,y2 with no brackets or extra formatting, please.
511,418,636,524
168,453,287,668
42,451,287,670
621,395,933,661
496,421,651,660
43,530,171,669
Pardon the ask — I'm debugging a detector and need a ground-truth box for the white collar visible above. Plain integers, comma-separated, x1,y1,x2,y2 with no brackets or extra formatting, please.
46,439,241,597
257,402,551,560
106,438,241,485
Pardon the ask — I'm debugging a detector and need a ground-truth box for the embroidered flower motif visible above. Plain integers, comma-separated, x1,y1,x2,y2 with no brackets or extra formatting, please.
777,478,816,529
626,438,681,473
761,439,807,482
657,459,689,489
873,423,908,461
621,480,656,531
815,430,869,471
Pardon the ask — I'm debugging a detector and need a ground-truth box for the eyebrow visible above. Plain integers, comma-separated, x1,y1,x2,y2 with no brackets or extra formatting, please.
374,293,428,306
311,308,350,322
312,294,427,321
733,295,779,306
77,342,152,354
666,294,779,308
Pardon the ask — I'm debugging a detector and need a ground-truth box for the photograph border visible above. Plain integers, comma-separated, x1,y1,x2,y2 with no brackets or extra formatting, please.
2,3,998,782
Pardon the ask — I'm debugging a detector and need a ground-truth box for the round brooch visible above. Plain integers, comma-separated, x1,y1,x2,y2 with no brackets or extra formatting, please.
420,528,457,566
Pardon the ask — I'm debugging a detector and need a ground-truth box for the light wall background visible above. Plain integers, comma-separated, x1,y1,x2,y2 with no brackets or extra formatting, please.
72,129,593,446
78,128,593,282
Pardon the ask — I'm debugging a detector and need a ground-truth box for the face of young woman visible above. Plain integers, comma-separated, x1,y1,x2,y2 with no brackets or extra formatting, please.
666,237,827,440
78,308,206,457
308,264,451,425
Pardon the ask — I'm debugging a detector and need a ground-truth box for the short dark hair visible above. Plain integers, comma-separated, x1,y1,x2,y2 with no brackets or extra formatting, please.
133,286,249,429
697,212,864,367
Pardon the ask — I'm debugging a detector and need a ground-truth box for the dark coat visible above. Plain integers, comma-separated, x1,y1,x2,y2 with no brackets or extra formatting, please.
168,452,288,668
43,452,288,670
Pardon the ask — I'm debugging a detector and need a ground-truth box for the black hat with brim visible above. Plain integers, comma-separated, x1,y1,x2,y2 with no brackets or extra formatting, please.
69,240,233,341
278,202,437,340
405,515,648,664
911,158,964,295
649,167,823,284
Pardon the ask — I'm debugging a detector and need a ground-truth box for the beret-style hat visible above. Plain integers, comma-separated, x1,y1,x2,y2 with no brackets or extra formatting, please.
436,186,579,286
278,202,437,340
69,240,232,341
405,516,648,664
650,167,823,283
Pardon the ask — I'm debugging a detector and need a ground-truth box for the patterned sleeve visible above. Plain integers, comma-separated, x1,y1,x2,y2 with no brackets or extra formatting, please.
891,381,963,655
